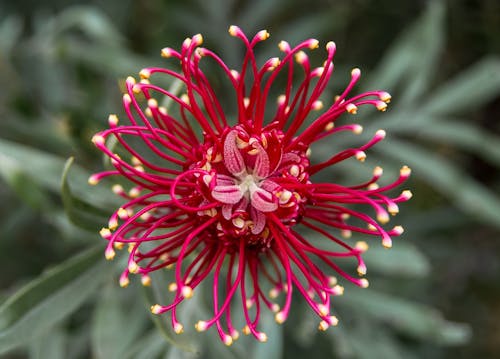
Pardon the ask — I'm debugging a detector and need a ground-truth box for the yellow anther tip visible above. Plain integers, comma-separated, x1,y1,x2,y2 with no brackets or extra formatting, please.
382,238,393,248
126,76,136,85
91,134,105,146
174,323,184,334
195,320,208,332
326,41,336,51
141,275,152,286
128,261,139,274
351,67,361,77
275,311,286,324
318,320,329,331
356,151,366,162
377,212,390,224
401,166,412,177
360,278,369,288
376,129,386,139
139,69,151,79
161,48,173,58
108,114,119,126
318,304,329,317
104,248,115,261
258,332,268,342
309,39,319,49
181,285,194,298
223,335,233,346
380,91,392,103
373,166,383,177
357,264,367,276
346,103,358,114
353,124,363,134
393,225,404,235
228,25,238,36
192,33,203,45
402,190,413,200
148,98,158,108
355,241,369,252
119,277,129,288
377,102,388,111
88,175,99,185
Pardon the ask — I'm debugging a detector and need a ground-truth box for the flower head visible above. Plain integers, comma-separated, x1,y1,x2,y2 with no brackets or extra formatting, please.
91,26,410,344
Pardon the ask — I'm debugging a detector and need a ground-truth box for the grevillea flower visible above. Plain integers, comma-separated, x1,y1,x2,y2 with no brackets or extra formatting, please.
90,26,411,345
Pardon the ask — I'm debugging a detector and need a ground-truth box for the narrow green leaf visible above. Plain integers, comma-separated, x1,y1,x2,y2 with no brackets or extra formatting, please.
364,242,430,278
0,15,23,54
390,119,500,165
378,138,500,227
61,157,109,231
50,6,125,45
250,311,283,359
331,318,415,359
0,138,119,208
165,345,199,359
364,1,444,95
28,325,66,359
124,330,168,359
423,57,500,115
141,275,200,354
338,289,471,345
91,282,148,359
397,1,444,106
1,171,51,210
0,246,107,355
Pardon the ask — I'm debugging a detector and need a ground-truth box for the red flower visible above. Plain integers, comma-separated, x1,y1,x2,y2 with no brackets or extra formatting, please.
90,26,411,345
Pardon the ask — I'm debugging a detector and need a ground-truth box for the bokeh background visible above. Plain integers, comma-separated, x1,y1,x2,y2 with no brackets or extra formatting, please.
1,0,499,358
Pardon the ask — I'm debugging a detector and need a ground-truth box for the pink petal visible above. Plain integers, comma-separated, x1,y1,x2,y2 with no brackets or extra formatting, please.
212,185,244,204
251,187,277,212
281,153,301,165
216,174,238,186
250,207,266,234
222,204,233,220
235,196,249,212
223,130,246,176
253,142,270,178
260,179,280,193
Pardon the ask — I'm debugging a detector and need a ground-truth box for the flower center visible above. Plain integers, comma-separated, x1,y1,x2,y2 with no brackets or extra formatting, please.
239,174,260,196
192,125,310,248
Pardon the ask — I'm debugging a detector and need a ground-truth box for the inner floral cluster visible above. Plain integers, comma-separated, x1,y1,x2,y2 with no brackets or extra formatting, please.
191,125,311,247
90,26,411,345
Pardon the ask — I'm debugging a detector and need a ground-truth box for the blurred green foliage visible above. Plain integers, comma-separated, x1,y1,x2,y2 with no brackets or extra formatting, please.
1,0,499,358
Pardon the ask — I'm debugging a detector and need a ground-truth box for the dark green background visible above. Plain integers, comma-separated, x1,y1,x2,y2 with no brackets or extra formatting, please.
0,0,499,358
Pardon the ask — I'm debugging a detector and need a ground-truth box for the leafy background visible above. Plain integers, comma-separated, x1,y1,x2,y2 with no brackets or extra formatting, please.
1,0,499,358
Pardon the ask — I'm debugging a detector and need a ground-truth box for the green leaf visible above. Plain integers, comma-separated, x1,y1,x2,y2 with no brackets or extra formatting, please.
0,15,23,54
91,282,148,359
61,157,110,231
423,57,500,115
0,246,108,355
331,318,415,359
338,289,471,345
390,119,500,166
123,330,168,359
141,273,200,354
1,171,51,210
378,138,500,228
250,311,283,359
0,138,119,208
364,242,430,278
364,0,444,96
53,6,125,45
28,325,67,359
